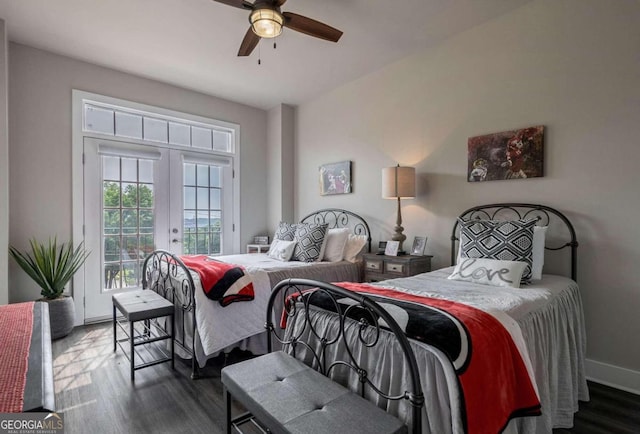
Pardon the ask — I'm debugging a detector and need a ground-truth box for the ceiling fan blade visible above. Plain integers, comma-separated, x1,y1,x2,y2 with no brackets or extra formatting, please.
282,12,343,42
238,27,261,56
212,0,254,10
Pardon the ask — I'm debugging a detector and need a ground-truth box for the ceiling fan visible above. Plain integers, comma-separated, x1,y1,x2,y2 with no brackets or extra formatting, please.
213,0,343,56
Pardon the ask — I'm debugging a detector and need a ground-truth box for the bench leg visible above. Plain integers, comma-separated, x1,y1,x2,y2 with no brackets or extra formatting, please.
113,304,117,352
224,387,232,434
130,320,135,382
171,313,175,370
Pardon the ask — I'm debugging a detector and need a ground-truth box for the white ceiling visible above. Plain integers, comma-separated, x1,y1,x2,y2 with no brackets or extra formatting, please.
0,0,531,110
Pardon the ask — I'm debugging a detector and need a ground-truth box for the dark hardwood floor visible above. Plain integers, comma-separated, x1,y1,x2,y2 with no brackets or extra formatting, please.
53,323,640,434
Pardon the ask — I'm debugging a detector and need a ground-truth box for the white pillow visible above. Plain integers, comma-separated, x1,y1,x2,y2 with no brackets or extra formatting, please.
531,226,547,280
343,234,368,263
323,228,350,262
267,239,297,262
448,257,527,288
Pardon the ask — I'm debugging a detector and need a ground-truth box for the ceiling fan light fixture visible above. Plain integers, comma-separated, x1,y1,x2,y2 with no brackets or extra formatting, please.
250,8,284,38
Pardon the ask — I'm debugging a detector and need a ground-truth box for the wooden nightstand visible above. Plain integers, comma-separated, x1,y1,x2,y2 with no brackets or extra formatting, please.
362,253,432,283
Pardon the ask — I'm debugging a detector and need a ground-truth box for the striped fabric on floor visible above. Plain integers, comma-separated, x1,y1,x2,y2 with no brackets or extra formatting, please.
0,301,34,412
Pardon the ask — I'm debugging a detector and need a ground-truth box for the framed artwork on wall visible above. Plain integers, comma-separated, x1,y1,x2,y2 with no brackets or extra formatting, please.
467,126,544,182
319,161,352,195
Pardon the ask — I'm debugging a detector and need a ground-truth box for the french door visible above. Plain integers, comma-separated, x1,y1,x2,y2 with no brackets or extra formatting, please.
83,138,233,321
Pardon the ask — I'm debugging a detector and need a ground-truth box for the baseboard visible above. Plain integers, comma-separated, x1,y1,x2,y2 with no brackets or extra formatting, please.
586,358,640,395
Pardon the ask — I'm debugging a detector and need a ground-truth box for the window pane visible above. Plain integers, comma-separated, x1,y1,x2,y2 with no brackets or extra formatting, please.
212,130,231,152
139,160,153,183
210,166,221,188
184,163,196,186
103,182,120,207
197,211,209,229
197,187,209,209
103,210,120,235
209,232,221,255
211,211,221,233
121,183,138,208
184,187,196,209
139,210,154,234
210,189,221,210
122,210,138,234
139,184,154,208
115,112,143,139
144,117,168,143
192,126,212,150
85,105,114,135
196,165,209,186
169,122,190,146
103,156,120,181
104,236,121,262
121,158,137,182
184,210,196,232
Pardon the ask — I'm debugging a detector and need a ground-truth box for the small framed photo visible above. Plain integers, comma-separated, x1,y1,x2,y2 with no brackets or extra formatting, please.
411,236,427,256
377,241,387,255
384,240,400,256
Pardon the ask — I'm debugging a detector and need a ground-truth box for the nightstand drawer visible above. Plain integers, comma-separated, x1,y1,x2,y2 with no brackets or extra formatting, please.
365,260,382,271
384,262,405,274
362,253,432,283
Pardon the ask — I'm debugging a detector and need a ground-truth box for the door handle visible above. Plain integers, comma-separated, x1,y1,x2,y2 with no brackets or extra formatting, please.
172,239,182,244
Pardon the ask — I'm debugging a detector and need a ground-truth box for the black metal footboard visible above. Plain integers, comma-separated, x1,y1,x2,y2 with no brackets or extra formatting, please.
267,278,425,433
142,249,199,378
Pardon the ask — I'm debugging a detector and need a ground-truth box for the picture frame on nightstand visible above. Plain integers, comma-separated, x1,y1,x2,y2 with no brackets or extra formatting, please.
384,240,400,256
377,241,387,255
411,236,427,256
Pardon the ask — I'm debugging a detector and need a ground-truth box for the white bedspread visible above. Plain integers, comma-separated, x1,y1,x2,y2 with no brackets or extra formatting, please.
367,268,588,434
192,254,360,364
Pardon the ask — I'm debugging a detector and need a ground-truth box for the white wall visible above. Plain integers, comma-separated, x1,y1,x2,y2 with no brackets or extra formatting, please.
8,43,268,303
295,0,640,388
0,19,8,305
267,104,295,232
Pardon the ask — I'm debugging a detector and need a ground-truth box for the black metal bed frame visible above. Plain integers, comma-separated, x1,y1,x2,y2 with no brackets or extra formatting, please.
141,208,372,379
299,208,372,254
450,203,579,281
266,278,424,434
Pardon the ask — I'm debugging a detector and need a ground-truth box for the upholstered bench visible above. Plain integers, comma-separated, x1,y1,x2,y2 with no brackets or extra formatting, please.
112,289,175,381
221,278,424,434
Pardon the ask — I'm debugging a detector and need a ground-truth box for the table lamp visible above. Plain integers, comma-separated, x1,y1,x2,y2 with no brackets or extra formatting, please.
382,164,416,255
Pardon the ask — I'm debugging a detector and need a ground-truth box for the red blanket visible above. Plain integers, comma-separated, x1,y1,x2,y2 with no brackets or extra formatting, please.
180,255,254,307
0,301,34,413
331,282,541,434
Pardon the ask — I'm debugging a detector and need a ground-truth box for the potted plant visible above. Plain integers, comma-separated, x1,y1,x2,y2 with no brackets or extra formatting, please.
9,237,90,339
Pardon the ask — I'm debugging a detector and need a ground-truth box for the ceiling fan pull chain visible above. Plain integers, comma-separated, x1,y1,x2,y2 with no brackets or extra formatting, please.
258,41,261,65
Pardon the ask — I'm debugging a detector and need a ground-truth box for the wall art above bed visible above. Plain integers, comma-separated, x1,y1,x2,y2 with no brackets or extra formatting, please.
467,125,544,182
319,160,352,195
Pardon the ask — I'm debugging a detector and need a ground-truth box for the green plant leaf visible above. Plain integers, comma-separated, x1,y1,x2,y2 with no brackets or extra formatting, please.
9,237,90,299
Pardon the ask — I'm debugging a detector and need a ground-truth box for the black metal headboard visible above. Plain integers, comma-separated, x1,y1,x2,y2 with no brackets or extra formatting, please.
299,208,372,253
451,203,578,281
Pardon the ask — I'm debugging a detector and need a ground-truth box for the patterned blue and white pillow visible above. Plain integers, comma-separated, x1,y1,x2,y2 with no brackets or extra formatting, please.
292,223,329,262
274,221,297,241
459,219,536,283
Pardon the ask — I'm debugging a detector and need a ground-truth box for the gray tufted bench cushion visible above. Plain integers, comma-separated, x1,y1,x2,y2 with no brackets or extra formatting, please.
222,351,407,434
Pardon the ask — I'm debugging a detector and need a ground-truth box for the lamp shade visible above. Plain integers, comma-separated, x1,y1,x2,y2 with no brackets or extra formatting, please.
382,166,416,199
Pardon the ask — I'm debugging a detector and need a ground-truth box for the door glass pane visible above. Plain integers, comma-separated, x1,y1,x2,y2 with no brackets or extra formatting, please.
183,162,224,255
102,155,155,290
